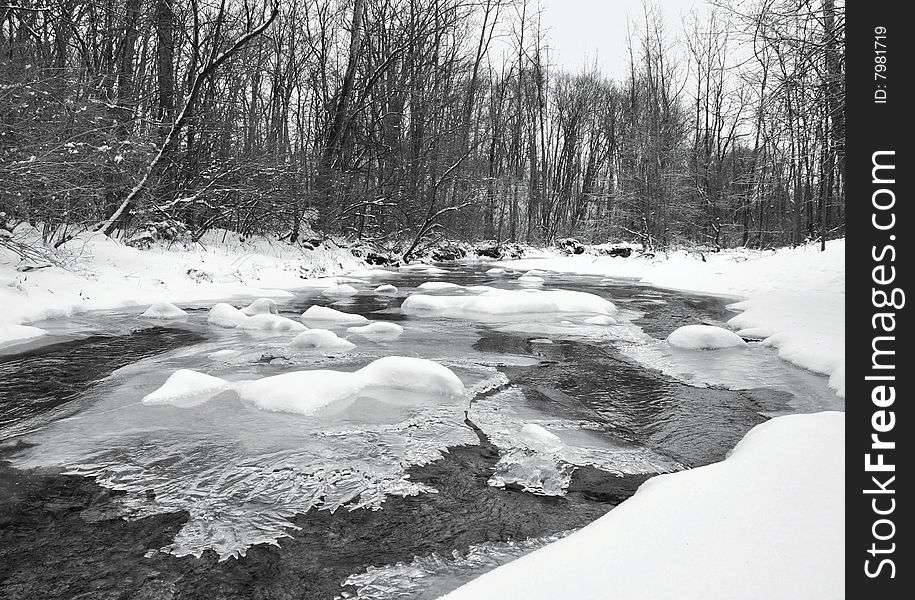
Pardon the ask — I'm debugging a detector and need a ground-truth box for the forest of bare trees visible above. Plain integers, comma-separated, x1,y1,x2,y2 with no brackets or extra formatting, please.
0,0,844,253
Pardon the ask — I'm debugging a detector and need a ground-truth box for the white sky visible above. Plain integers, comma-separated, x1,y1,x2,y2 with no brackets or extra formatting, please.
537,0,707,80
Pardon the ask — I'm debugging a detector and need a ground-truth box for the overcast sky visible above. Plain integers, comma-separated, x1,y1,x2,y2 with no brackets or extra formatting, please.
537,0,706,80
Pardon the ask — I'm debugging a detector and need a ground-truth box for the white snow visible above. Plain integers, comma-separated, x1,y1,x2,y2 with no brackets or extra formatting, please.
356,356,465,400
667,324,747,350
290,329,356,352
146,356,467,417
142,369,232,407
0,324,48,348
417,281,463,290
240,298,279,316
517,275,544,285
207,302,248,328
236,313,307,332
140,301,188,319
401,289,616,319
444,411,844,600
300,305,368,324
0,227,364,347
374,284,398,295
485,267,505,275
497,240,845,397
517,424,563,452
346,321,405,341
583,315,616,326
321,283,359,297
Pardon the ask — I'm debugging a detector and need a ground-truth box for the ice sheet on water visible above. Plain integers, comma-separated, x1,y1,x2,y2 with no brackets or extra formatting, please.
470,387,682,497
322,283,359,297
341,530,576,600
10,355,502,561
401,288,616,320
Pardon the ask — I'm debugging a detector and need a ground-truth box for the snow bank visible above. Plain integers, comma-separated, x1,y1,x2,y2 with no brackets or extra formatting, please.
240,298,279,316
401,288,616,319
0,227,364,347
144,356,467,416
497,240,845,397
290,329,356,352
374,284,398,295
667,324,747,350
0,324,47,348
444,411,844,600
321,283,359,297
346,321,404,341
140,301,188,319
142,369,231,407
300,305,368,324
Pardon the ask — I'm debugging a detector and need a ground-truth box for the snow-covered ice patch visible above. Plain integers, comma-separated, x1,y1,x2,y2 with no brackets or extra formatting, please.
140,302,188,320
583,315,616,326
418,281,464,290
485,267,505,275
240,298,279,316
236,313,307,333
374,284,398,295
401,288,615,319
300,304,368,324
346,322,404,341
142,369,231,407
290,329,356,352
321,283,359,298
667,324,747,350
207,303,248,328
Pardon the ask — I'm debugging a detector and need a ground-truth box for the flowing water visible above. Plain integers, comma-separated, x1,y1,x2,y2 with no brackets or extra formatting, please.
0,265,840,600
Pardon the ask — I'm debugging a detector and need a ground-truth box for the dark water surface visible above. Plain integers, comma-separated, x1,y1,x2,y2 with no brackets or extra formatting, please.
0,266,814,600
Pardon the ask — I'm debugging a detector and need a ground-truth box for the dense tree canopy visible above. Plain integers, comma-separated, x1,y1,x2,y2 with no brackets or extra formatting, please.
0,0,844,252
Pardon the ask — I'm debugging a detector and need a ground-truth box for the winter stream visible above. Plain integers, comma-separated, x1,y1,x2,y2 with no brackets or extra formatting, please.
0,265,839,599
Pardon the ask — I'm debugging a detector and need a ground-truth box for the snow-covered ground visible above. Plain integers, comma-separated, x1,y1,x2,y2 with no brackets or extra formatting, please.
0,228,364,349
496,239,845,397
443,411,844,600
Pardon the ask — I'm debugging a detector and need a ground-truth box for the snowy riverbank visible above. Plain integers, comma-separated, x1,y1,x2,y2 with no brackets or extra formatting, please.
0,229,364,349
443,411,844,600
496,239,846,398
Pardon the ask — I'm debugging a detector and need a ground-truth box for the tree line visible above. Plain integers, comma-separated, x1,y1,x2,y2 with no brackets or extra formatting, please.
0,0,844,253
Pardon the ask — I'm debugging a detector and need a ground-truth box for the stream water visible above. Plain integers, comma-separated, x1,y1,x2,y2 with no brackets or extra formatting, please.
0,265,840,600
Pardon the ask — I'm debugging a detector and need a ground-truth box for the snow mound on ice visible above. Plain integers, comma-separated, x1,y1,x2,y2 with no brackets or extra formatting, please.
357,356,466,400
240,298,279,316
667,324,747,350
207,303,248,328
418,281,463,290
145,357,467,417
142,369,231,407
236,313,307,332
238,370,363,415
518,275,544,285
0,324,48,347
321,283,359,298
374,284,398,295
140,302,188,319
584,315,617,326
401,288,616,318
346,321,404,340
300,305,368,324
290,329,356,352
486,268,505,275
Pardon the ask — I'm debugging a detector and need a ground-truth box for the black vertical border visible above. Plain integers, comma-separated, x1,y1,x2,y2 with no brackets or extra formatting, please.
847,2,908,596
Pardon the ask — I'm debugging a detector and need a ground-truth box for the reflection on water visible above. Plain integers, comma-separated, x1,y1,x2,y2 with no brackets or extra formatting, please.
0,264,841,598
